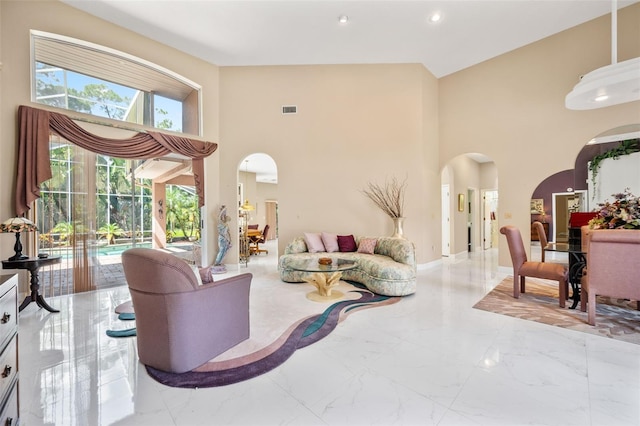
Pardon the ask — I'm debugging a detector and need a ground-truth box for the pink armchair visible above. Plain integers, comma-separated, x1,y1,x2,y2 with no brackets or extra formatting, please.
500,225,568,307
580,229,640,325
122,248,252,373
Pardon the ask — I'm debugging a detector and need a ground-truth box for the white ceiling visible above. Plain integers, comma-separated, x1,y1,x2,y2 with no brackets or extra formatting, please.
62,0,637,78
60,0,639,181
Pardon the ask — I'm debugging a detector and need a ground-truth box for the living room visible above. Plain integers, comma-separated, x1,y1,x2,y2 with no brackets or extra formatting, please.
1,1,639,425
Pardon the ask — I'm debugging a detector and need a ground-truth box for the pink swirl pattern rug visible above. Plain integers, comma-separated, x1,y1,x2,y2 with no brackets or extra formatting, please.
112,280,401,387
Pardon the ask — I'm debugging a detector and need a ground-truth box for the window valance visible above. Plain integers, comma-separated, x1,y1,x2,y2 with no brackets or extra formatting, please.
15,105,217,215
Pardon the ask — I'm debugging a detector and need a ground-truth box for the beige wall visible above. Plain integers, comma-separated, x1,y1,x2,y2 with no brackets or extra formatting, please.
0,0,221,262
2,1,639,271
219,64,440,264
440,3,640,266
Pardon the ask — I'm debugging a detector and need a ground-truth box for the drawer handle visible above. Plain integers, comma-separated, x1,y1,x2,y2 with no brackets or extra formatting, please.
1,313,10,324
1,365,11,378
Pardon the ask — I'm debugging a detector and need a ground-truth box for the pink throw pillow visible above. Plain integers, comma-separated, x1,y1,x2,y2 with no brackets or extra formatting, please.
337,234,357,252
357,238,377,254
304,232,326,253
321,232,339,253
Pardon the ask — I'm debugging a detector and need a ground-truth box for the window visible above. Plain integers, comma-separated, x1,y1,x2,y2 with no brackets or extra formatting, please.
31,30,200,135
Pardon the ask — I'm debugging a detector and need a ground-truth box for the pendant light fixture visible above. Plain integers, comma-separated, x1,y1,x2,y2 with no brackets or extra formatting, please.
240,160,255,211
565,0,640,110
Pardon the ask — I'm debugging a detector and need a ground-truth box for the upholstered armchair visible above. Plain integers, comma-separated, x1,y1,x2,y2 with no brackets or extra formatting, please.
500,225,568,307
122,248,252,373
580,229,640,325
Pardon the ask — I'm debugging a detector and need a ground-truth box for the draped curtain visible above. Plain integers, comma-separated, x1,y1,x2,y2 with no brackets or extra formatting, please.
15,105,217,294
16,105,218,216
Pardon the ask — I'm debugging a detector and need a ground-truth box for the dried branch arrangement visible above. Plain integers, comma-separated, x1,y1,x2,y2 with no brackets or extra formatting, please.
361,177,407,219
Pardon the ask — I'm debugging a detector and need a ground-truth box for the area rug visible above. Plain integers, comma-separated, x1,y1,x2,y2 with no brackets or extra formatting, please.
110,279,400,388
474,277,640,344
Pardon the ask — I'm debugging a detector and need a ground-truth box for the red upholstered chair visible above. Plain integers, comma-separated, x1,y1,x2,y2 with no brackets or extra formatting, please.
122,248,252,373
532,221,548,262
500,225,568,307
580,229,640,325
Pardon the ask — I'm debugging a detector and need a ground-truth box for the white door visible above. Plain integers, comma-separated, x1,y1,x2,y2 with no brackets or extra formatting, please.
441,185,450,257
482,190,498,249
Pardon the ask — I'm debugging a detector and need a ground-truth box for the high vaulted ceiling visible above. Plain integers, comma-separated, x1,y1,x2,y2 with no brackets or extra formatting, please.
62,0,638,78
60,0,639,182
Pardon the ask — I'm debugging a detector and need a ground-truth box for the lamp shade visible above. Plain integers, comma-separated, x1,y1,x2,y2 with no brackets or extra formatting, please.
0,217,38,233
240,199,255,211
1,217,37,261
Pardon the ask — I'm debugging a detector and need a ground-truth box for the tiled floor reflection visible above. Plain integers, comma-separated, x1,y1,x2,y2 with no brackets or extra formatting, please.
17,241,640,425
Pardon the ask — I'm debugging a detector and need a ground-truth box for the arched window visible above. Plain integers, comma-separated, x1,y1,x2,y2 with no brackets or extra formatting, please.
31,30,201,135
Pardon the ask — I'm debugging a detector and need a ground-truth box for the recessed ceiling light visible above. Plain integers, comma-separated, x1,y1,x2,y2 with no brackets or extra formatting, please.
338,15,349,24
428,12,442,23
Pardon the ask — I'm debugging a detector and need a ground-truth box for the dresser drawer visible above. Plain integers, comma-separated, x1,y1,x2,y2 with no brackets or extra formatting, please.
0,336,16,407
0,286,16,352
0,381,18,426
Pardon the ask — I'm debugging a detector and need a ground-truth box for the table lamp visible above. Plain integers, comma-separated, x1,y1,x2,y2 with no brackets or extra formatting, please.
0,217,38,261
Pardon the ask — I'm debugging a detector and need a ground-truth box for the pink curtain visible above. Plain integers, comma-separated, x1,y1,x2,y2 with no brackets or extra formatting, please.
15,105,217,215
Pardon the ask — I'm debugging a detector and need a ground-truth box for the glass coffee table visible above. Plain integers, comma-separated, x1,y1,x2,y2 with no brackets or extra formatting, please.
287,258,357,301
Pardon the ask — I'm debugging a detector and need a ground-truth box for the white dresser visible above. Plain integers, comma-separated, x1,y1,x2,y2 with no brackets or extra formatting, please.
0,275,18,425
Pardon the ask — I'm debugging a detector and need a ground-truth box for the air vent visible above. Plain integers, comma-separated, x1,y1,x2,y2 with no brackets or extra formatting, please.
282,105,297,114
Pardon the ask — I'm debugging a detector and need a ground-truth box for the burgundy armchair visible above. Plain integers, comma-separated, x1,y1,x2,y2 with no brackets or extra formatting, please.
580,229,640,325
500,225,568,307
122,248,252,373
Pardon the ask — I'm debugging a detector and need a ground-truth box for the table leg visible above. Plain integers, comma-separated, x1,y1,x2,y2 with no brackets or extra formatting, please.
19,266,59,313
568,253,587,310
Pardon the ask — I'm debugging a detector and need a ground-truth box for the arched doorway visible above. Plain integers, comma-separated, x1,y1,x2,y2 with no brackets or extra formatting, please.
237,153,278,266
441,153,498,258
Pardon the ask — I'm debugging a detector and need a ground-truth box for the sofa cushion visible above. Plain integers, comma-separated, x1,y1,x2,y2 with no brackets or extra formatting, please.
304,232,325,253
321,232,339,252
337,234,357,252
357,237,377,254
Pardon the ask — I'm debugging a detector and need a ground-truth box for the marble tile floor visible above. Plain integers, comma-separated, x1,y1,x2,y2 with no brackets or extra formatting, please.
16,241,640,425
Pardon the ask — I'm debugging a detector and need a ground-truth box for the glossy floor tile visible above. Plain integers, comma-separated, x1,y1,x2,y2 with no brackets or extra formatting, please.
17,241,640,425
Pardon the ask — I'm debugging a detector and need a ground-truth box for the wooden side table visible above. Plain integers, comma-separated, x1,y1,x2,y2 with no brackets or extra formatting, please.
2,256,61,313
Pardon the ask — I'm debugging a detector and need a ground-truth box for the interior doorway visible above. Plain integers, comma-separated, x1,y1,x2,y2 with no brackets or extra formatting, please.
552,190,587,242
482,190,499,249
237,153,279,265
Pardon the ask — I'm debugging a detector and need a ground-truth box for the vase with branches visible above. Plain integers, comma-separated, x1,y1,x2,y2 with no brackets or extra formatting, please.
361,177,407,238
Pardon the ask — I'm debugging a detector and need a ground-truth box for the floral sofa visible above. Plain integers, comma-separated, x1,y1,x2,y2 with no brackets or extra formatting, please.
278,236,416,296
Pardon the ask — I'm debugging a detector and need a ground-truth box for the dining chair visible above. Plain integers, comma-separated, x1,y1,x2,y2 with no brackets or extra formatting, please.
500,225,569,307
532,221,548,262
249,224,270,255
580,229,640,325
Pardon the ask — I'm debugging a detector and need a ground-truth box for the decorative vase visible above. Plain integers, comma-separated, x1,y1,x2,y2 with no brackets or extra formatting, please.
391,217,406,239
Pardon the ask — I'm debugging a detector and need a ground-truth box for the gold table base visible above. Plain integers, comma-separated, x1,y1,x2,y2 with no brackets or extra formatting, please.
304,271,344,302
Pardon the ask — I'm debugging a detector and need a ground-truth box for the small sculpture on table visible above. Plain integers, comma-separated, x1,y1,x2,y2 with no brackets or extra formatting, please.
212,205,231,274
